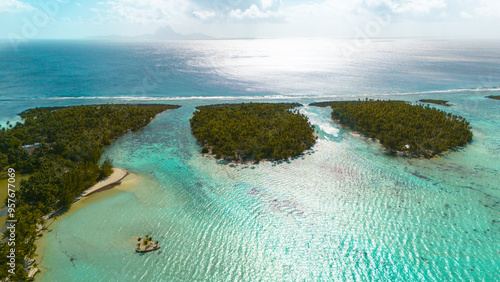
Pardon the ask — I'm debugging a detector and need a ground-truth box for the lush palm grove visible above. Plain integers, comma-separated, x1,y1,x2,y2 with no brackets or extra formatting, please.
311,100,472,158
419,99,450,106
0,104,178,280
190,103,317,163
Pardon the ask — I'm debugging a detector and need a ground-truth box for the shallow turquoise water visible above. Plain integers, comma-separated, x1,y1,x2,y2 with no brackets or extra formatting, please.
36,93,499,281
1,39,499,281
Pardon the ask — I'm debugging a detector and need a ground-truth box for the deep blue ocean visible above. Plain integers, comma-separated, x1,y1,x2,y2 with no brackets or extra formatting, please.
1,39,499,281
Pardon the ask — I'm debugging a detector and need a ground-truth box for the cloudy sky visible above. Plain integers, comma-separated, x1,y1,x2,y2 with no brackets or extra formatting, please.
1,0,499,39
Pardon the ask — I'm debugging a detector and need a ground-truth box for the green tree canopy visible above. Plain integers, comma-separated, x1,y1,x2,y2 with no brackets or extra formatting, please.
190,103,317,163
311,99,473,158
0,104,179,280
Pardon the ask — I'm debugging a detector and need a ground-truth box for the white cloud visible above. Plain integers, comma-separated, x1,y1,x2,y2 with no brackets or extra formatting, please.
0,0,34,13
88,0,451,27
192,10,216,20
79,0,500,38
229,4,283,20
91,0,193,24
362,0,446,15
261,0,277,10
286,0,360,17
398,0,447,14
438,11,448,19
474,0,500,18
460,11,473,19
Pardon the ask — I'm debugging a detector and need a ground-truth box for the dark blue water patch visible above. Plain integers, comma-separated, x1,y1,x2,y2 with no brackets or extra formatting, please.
0,40,256,99
2,39,500,101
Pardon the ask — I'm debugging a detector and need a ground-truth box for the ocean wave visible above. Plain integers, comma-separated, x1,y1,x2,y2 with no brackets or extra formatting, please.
47,95,293,101
24,86,500,102
382,87,500,96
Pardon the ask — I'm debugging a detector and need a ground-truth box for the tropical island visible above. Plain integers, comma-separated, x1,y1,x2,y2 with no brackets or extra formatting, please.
136,235,160,253
486,95,500,100
0,104,179,281
310,99,473,158
190,103,317,163
418,99,450,106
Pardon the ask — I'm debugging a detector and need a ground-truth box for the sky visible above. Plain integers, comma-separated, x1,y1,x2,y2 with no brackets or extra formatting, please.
0,0,500,39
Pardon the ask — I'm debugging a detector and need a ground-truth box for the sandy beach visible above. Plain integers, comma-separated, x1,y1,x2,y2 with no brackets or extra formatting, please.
74,168,128,201
35,169,139,280
39,168,129,223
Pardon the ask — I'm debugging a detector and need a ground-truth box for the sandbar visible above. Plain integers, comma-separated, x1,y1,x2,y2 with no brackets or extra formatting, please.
73,168,128,202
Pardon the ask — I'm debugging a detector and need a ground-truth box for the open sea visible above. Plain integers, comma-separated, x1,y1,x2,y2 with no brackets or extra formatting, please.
0,38,499,281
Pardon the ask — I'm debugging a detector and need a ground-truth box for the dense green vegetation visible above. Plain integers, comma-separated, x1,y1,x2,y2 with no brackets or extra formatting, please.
486,95,500,100
0,104,179,280
419,99,450,106
190,103,316,163
311,100,472,158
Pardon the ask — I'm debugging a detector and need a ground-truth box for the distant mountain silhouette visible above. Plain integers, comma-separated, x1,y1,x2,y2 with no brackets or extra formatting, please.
89,26,214,40
152,26,213,40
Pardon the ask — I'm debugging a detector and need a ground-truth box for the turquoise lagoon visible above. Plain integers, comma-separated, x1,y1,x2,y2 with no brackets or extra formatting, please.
0,39,498,281
36,93,499,281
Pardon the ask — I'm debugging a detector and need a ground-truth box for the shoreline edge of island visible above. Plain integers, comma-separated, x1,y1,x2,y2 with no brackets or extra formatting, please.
28,167,129,279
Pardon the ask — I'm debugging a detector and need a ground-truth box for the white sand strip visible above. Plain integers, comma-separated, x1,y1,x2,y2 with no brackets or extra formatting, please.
42,168,129,221
75,168,128,200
